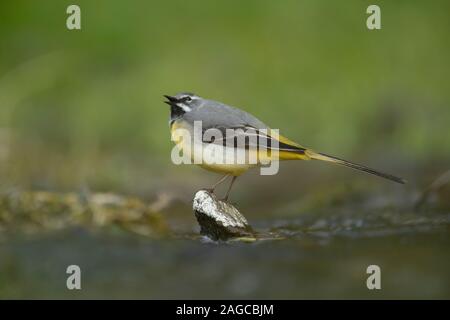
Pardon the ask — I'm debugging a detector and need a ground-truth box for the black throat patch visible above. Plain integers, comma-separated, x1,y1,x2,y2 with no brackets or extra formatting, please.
170,104,186,122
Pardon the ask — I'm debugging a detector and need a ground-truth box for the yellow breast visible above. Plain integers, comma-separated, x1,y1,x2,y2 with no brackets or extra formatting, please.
170,120,256,176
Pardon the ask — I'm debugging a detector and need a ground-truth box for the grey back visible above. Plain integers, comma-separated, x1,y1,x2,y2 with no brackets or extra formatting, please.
183,98,269,131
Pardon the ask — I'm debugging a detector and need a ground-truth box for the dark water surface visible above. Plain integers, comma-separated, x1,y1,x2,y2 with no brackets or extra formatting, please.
1,196,448,299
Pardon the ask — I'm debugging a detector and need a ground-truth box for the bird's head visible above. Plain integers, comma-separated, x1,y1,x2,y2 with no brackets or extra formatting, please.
164,92,202,120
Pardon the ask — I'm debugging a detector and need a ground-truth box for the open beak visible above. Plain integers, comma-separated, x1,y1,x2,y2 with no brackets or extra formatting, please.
163,95,178,106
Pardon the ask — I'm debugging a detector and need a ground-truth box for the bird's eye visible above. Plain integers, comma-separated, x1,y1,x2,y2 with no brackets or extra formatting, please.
184,96,192,102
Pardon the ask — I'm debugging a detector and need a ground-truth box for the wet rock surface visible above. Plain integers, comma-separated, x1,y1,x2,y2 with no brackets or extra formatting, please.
193,190,255,241
0,190,168,238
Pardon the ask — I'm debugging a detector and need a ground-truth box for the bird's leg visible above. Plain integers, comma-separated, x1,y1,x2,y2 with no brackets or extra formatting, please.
222,176,237,202
207,174,230,194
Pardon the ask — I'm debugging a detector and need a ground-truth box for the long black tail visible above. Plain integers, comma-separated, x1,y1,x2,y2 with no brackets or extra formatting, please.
307,151,406,184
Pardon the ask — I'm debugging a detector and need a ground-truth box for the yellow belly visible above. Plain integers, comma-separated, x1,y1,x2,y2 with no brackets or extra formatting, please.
198,162,255,176
170,119,307,176
171,120,258,176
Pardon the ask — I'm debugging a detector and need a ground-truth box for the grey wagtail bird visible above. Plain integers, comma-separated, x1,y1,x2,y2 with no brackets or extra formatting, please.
164,92,406,201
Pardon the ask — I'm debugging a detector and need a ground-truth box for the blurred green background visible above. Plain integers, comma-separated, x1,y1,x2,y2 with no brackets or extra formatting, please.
1,0,449,196
0,1,449,299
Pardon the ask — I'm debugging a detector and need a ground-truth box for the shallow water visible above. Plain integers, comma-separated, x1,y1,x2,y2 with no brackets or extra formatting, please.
0,190,449,299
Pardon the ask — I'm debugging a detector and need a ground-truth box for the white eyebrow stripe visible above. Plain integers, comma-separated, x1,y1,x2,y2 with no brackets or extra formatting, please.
180,104,192,112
